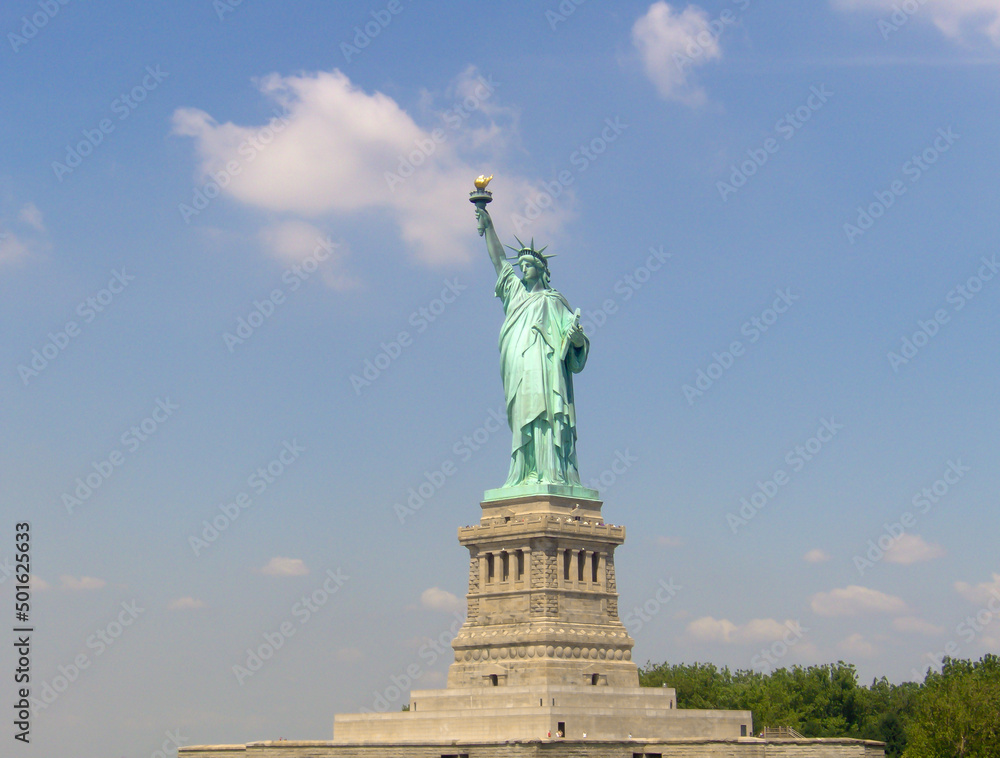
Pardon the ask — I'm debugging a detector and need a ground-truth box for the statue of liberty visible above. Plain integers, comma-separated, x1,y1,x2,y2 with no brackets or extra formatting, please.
470,177,590,492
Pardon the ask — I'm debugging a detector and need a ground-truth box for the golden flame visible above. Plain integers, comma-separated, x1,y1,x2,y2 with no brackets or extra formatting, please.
474,174,493,190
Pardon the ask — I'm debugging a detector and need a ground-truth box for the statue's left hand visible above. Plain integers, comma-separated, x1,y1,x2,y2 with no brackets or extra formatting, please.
567,320,586,347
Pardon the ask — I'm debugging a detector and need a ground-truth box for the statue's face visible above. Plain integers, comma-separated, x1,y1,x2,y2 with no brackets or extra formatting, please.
520,257,541,283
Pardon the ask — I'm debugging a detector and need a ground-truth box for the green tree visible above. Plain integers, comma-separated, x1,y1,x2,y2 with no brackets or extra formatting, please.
639,658,924,755
903,655,1000,758
857,677,920,756
640,661,732,712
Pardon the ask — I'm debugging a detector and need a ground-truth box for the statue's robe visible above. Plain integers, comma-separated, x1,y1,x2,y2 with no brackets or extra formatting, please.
495,262,588,487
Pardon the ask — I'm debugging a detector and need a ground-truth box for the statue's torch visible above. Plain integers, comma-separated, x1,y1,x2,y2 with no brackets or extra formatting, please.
469,174,494,210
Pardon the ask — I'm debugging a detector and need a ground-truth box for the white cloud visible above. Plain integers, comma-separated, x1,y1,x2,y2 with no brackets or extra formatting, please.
29,575,51,591
838,632,877,658
173,67,564,268
632,2,723,105
259,219,331,263
428,64,522,154
954,572,1000,604
804,548,832,563
0,233,31,265
59,575,106,591
893,616,944,636
686,616,799,644
18,202,45,231
810,585,907,616
884,534,945,565
259,557,309,577
739,618,797,643
687,616,737,642
833,0,1000,45
420,586,463,613
168,597,206,611
0,201,49,267
258,220,358,291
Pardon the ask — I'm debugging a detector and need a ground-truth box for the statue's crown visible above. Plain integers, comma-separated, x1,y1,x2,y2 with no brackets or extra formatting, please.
505,236,556,271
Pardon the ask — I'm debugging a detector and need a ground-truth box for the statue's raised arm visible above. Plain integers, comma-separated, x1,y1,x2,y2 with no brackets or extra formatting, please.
471,176,506,277
476,206,506,277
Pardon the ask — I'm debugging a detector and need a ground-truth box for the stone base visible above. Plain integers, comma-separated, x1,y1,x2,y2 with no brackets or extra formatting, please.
181,737,886,758
334,685,744,743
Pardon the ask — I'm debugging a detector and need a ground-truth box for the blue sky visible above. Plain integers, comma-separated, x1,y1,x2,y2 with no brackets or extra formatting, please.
2,0,999,755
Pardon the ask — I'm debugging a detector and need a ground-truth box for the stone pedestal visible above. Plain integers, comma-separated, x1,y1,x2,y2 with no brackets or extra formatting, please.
448,491,637,689
330,492,753,743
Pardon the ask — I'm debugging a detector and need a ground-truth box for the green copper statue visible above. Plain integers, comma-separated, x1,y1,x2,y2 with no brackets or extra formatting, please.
470,177,590,493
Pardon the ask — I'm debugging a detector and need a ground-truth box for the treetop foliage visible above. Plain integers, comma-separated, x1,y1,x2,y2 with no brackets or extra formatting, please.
639,655,999,757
